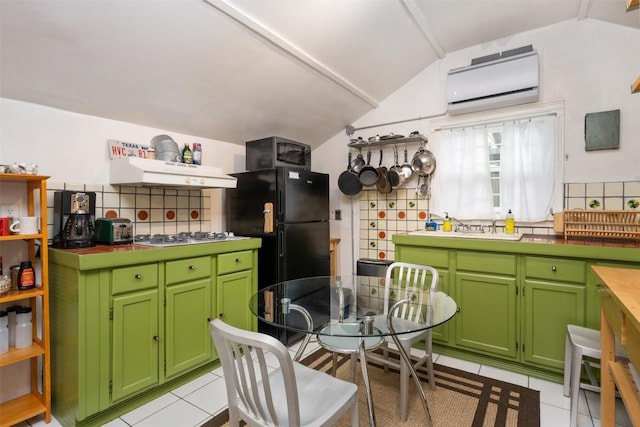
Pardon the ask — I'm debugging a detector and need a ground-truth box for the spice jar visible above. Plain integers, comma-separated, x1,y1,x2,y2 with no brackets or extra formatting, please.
15,306,32,349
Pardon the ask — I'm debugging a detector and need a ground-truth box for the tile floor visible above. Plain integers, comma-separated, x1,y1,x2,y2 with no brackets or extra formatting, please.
20,341,632,427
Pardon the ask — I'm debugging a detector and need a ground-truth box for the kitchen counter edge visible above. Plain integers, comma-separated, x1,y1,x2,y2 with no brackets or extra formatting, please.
392,233,640,263
49,238,263,270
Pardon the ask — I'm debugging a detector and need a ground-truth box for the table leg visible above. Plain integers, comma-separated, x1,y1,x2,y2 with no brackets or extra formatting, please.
601,309,615,426
359,336,377,427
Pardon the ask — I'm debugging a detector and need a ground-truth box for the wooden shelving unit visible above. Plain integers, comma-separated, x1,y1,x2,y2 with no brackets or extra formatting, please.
0,173,51,426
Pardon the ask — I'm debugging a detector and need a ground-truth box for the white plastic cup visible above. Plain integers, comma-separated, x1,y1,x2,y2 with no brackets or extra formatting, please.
0,311,8,354
15,307,32,349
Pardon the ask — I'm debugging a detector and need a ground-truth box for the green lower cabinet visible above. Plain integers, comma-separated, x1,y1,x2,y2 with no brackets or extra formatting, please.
165,279,212,378
455,272,518,359
217,270,253,331
111,289,160,402
522,280,584,370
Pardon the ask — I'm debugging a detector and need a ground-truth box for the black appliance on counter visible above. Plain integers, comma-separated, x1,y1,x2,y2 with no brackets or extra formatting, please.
52,190,97,248
226,167,330,345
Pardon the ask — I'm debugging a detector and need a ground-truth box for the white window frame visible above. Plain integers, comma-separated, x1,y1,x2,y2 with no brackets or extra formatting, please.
429,99,565,223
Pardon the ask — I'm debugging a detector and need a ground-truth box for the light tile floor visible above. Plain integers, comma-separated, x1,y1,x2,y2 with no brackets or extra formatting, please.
21,341,632,427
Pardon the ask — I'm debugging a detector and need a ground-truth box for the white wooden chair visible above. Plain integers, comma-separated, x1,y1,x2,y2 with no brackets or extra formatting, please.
209,318,359,427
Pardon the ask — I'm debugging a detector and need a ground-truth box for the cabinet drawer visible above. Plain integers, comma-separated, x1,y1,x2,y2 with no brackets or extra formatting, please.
457,251,516,275
525,256,586,283
112,264,158,294
166,256,211,285
218,251,253,275
397,247,449,269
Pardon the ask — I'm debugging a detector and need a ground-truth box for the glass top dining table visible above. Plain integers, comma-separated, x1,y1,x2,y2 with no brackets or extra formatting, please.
249,275,458,426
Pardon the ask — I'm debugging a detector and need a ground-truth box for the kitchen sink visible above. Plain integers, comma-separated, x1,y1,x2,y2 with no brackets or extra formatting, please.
408,230,523,241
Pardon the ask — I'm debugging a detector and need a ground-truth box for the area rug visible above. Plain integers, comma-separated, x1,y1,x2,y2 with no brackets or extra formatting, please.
201,349,540,426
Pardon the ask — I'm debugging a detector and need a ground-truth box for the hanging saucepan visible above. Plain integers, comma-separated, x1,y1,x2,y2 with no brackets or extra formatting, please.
351,148,365,174
338,152,363,196
388,146,405,187
400,146,414,181
358,149,379,187
376,150,392,194
411,145,437,177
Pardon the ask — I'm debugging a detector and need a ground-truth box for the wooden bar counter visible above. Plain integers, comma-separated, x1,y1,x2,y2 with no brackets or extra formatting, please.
593,266,640,426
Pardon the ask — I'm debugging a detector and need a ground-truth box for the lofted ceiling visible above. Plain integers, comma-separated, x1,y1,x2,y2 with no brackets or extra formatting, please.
1,0,638,149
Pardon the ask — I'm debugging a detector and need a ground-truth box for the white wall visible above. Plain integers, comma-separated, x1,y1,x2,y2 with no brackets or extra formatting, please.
313,19,640,277
0,98,247,229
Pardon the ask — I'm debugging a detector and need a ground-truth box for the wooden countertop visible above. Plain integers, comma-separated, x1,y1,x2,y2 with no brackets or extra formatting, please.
593,266,640,333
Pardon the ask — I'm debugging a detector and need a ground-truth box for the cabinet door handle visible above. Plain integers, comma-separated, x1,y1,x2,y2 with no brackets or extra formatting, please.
153,335,160,341
188,265,196,271
219,313,225,318
551,265,557,272
135,274,143,280
456,307,461,313
235,258,241,263
207,317,213,322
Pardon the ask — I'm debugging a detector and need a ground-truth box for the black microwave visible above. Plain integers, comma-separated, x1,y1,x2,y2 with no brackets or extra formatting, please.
246,136,311,171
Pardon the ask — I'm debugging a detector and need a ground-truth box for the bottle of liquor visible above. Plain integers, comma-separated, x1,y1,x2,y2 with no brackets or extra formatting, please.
182,143,193,164
192,143,202,165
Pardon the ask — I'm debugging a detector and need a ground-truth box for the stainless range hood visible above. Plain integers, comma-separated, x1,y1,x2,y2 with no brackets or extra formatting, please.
110,157,237,189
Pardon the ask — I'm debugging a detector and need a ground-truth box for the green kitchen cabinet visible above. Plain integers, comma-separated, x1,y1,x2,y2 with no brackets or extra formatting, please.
392,233,639,381
165,255,213,379
454,251,518,360
455,272,517,359
48,238,261,427
111,288,160,402
522,280,584,370
522,256,586,370
216,250,256,332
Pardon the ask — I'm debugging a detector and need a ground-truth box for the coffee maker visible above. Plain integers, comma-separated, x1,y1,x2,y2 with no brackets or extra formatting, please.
52,191,97,248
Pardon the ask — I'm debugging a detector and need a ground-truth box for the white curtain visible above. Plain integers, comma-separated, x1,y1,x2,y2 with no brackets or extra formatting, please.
431,127,495,220
500,117,556,221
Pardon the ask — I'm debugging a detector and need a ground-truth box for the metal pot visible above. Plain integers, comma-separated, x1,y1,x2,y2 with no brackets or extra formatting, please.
351,149,365,173
411,146,436,177
388,146,405,187
400,147,413,181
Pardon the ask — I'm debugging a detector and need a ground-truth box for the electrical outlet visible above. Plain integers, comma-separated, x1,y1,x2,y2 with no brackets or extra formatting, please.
0,204,20,217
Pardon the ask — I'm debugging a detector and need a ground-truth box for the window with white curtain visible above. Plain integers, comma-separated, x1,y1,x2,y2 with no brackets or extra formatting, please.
430,112,560,222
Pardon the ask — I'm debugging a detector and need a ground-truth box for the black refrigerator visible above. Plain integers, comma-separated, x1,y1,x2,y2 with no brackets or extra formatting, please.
226,167,331,344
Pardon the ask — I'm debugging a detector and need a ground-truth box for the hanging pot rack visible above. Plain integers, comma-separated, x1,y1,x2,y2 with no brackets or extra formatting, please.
347,133,428,149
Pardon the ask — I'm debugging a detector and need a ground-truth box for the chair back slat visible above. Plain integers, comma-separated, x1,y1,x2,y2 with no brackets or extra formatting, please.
210,319,301,426
385,262,439,324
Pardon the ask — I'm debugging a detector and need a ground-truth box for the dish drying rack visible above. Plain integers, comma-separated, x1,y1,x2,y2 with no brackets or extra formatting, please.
560,210,640,241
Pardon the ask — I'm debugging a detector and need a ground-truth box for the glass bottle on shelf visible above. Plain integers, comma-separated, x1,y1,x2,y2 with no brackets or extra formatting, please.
182,143,193,164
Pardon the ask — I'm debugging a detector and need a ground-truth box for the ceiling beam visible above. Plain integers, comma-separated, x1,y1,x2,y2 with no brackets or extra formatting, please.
628,0,640,11
400,0,446,58
202,0,379,108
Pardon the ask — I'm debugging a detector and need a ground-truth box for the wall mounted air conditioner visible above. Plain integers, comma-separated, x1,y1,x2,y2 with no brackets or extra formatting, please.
446,46,539,115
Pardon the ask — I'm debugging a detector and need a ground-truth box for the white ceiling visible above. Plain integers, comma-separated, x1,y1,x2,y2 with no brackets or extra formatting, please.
1,0,638,149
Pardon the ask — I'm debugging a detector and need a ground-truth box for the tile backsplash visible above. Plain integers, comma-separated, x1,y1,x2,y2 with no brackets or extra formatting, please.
46,182,211,239
359,180,640,262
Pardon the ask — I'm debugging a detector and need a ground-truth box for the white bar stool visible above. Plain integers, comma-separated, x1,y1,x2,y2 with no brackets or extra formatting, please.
563,324,627,427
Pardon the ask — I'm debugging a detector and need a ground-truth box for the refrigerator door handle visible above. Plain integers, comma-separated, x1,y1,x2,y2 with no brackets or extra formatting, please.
263,202,274,233
279,229,285,258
